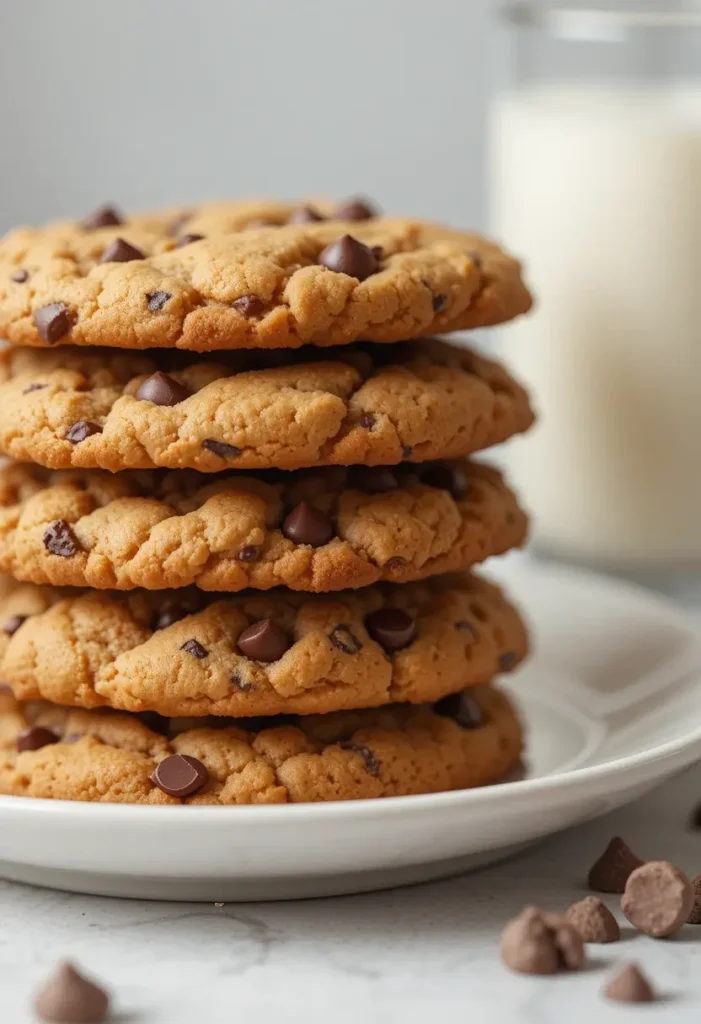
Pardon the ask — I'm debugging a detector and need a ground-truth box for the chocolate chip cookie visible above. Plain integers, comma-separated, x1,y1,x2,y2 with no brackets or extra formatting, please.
0,683,523,803
0,572,528,718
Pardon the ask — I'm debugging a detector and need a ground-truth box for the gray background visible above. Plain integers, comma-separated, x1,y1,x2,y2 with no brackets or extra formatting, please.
0,0,501,232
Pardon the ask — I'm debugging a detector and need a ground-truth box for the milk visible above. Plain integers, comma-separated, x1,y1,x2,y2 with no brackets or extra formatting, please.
491,85,701,565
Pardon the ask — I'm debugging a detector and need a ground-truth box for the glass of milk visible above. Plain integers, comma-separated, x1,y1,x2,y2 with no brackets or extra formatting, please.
491,2,701,586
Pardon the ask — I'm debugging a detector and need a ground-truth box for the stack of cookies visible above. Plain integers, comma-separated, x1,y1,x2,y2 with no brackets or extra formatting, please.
0,198,534,804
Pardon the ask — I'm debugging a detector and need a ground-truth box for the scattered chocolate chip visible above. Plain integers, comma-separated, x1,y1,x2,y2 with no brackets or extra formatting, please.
349,467,398,494
202,438,241,459
688,874,701,923
136,371,191,406
153,607,187,630
34,961,110,1023
237,619,291,662
420,463,468,499
371,245,384,261
177,233,204,247
99,237,145,263
564,896,620,943
81,205,122,230
230,669,257,692
434,692,483,729
360,412,376,430
603,963,656,1004
335,198,377,221
341,741,381,776
588,836,644,894
287,205,325,224
365,608,415,653
329,625,362,655
621,860,693,937
402,445,413,459
500,906,585,975
150,754,209,798
282,501,334,547
432,293,448,312
454,620,476,636
318,234,379,281
11,268,29,283
180,639,208,659
33,302,74,344
23,382,47,394
468,250,483,269
17,725,59,753
146,290,172,311
3,614,27,636
232,295,264,316
66,420,102,444
237,545,260,563
43,519,80,558
499,651,518,672
385,556,405,570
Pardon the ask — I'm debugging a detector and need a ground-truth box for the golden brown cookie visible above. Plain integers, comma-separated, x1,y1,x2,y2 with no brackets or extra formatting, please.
0,339,534,472
0,683,523,803
0,460,527,592
0,204,532,351
0,573,528,718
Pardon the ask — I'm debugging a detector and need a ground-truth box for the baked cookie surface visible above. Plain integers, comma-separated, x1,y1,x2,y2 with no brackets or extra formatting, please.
0,205,531,351
0,683,523,803
0,573,528,718
0,460,527,592
0,339,534,472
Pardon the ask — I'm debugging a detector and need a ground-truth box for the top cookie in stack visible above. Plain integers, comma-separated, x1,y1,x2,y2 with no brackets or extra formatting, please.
0,198,535,805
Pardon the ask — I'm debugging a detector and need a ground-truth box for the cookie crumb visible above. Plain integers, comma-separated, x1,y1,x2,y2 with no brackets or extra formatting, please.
34,961,109,1022
621,860,693,937
603,963,656,1003
587,836,644,893
565,896,620,943
500,906,585,974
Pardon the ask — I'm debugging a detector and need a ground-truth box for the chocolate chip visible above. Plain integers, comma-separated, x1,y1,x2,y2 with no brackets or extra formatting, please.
287,205,324,224
385,557,405,570
340,740,381,776
146,290,172,311
500,907,585,975
335,198,377,221
177,233,204,247
349,467,398,494
230,669,257,692
3,614,27,636
371,245,384,261
43,519,80,558
588,836,645,894
454,620,476,636
17,725,60,753
420,463,468,499
318,234,379,281
499,651,517,672
622,860,693,937
402,445,413,459
23,383,47,394
153,607,187,630
365,608,415,653
11,268,28,283
232,295,264,316
81,204,123,229
603,963,656,1004
136,371,190,406
565,897,620,943
66,420,102,444
34,961,110,1023
238,545,260,562
432,293,448,312
150,754,209,798
237,619,291,662
360,412,376,430
434,692,483,729
329,625,362,655
282,501,334,547
180,639,208,659
99,237,145,263
202,438,241,459
33,303,74,344
468,250,483,269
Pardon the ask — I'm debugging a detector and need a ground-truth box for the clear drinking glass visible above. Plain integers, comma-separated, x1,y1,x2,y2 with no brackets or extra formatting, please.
491,2,701,588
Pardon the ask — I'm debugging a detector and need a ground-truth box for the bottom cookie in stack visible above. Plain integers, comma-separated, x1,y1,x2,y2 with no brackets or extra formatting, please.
0,684,522,804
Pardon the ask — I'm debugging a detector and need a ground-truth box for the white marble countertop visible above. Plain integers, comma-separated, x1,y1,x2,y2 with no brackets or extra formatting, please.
1,761,701,1023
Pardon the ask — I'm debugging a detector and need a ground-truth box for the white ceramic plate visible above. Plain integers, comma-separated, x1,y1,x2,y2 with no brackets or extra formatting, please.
2,555,701,903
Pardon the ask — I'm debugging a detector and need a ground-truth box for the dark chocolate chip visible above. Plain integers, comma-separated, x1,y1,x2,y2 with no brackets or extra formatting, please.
402,445,413,459
33,962,110,1024
3,614,27,636
318,234,379,281
434,691,483,729
146,290,172,311
360,412,376,430
232,294,264,316
23,383,47,394
17,725,60,752
287,205,325,224
371,245,384,261
177,233,204,247
349,467,398,494
329,625,362,655
153,607,187,630
335,198,377,221
150,754,209,798
136,371,191,406
385,557,406,570
420,463,468,499
238,545,260,562
365,608,416,653
202,438,241,459
66,420,102,444
43,519,80,557
33,302,74,344
180,639,208,659
340,740,381,776
237,619,291,662
499,651,518,672
11,268,29,283
230,669,257,692
282,501,334,547
432,293,448,312
99,237,145,263
81,204,123,229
